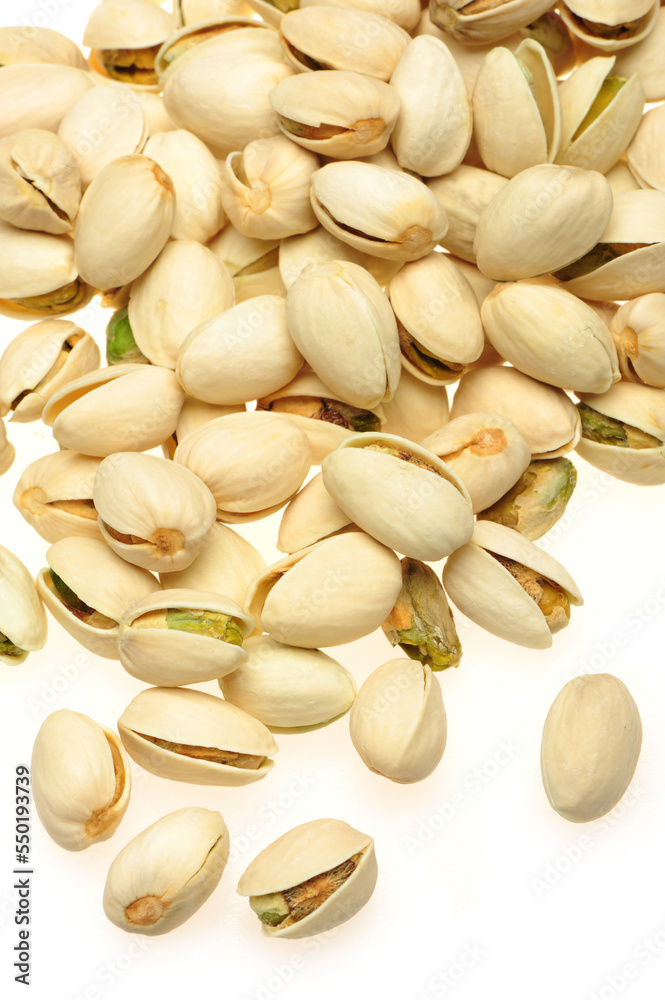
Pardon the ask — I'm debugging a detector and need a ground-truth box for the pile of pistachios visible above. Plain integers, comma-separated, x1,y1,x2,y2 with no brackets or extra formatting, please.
0,0,661,939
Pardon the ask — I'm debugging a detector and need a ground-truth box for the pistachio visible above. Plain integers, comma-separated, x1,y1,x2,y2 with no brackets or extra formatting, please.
427,165,508,264
478,457,578,539
613,6,665,101
610,293,665,388
627,104,665,194
541,674,642,822
560,0,659,52
208,225,283,304
31,710,131,851
237,819,377,938
157,17,281,80
0,130,81,235
429,0,555,45
0,64,94,139
178,0,256,22
103,808,230,934
301,0,421,30
0,419,14,478
379,369,449,443
279,226,365,290
0,25,87,69
0,546,48,666
83,0,175,86
106,307,149,366
13,451,102,544
276,472,352,554
382,558,461,670
165,398,246,458
0,221,90,321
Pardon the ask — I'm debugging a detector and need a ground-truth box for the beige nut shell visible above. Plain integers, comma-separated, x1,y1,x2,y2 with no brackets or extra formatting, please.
13,450,102,544
0,545,48,664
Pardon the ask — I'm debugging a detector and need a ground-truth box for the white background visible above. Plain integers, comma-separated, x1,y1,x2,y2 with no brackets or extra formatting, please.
2,3,665,999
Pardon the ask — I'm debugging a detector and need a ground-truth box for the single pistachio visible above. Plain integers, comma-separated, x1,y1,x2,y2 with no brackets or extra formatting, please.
610,293,665,388
350,657,447,782
270,71,400,162
321,432,474,561
542,674,642,822
42,364,185,457
427,165,508,264
0,546,47,666
238,818,377,938
0,25,87,69
613,6,665,101
554,190,665,300
220,635,356,732
478,457,578,539
285,261,401,409
279,227,365,291
556,56,645,174
380,368,449,443
31,710,131,851
13,451,102,544
106,307,150,366
0,221,90,320
207,225,283,304
450,366,582,459
83,0,175,86
277,472,352,554
162,398,246,459
310,161,448,262
0,65,94,139
94,452,217,572
559,0,659,52
627,104,665,194
474,164,613,281
103,808,230,935
36,536,158,659
429,0,555,45
442,521,583,649
0,130,81,234
382,558,461,671
117,686,278,785
246,531,402,648
157,18,281,82
575,382,665,485
0,419,14,477
117,589,253,686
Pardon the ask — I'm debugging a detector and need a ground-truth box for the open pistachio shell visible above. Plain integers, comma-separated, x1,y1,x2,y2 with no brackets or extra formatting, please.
0,26,87,69
103,808,230,935
0,64,94,139
613,6,665,101
118,686,277,785
246,531,402,648
0,546,47,666
560,0,658,52
0,221,90,320
31,710,131,851
155,17,278,79
429,0,554,45
443,521,583,649
36,536,158,659
237,818,377,938
13,451,102,544
627,104,665,193
0,130,81,234
277,473,352,554
322,433,474,562
427,166,508,264
610,293,665,387
84,0,175,86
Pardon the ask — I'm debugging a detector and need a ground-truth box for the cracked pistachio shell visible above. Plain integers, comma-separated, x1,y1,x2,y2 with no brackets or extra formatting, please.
557,190,665,300
610,293,665,387
0,130,80,234
443,520,583,649
221,136,319,241
237,818,377,939
156,18,282,81
94,452,217,572
118,589,252,685
541,674,642,822
208,226,282,304
258,371,384,464
422,412,531,513
380,368,449,443
103,807,230,935
12,451,102,544
576,381,665,485
556,56,645,174
84,0,175,85
350,658,446,783
74,155,175,291
246,531,402,648
144,130,226,243
174,411,311,522
627,105,665,193
560,0,658,52
390,37,471,177
159,521,265,613
322,433,474,561
310,161,448,262
427,166,508,264
0,420,14,477
0,222,90,321
429,0,554,45
279,8,409,80
474,164,613,281
117,686,277,785
474,40,561,179
481,282,619,393
31,710,130,852
279,227,365,291
451,367,582,459
58,85,148,191
0,26,87,68
42,364,185,457
0,65,94,139
129,241,235,369
270,71,400,161
163,52,293,159
277,472,351,554
220,635,356,731
0,546,47,665
0,320,99,423
36,536,158,659
285,261,400,409
614,7,665,101
388,252,484,386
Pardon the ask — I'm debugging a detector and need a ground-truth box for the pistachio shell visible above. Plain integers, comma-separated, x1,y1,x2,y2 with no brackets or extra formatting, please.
13,451,102,544
0,26,87,69
301,0,420,30
279,227,365,291
627,105,665,193
605,160,641,195
117,686,277,785
349,658,446,782
610,293,665,387
237,818,377,939
277,473,352,553
613,6,665,100
0,546,47,665
135,91,178,136
427,166,508,264
173,398,246,447
208,225,282,303
178,0,255,20
541,673,642,822
429,0,554,45
0,222,88,320
103,807,230,934
560,0,658,52
31,710,131,851
0,130,81,234
157,18,281,80
380,368,449,442
0,65,94,139
0,420,14,477
84,0,175,50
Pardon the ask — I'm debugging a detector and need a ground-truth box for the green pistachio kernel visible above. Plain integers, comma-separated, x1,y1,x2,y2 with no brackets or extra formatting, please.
250,853,362,928
578,402,661,449
382,558,461,670
48,570,117,630
106,306,149,366
478,458,577,540
0,632,26,658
